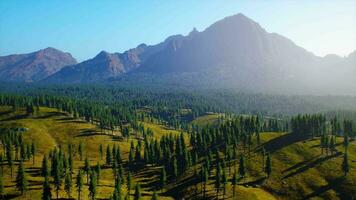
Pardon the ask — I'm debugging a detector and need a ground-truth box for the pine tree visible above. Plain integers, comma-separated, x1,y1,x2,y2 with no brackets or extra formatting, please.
172,157,178,179
232,172,238,198
42,155,50,177
134,184,141,200
238,155,246,181
16,160,28,195
96,162,101,185
64,172,72,199
215,163,222,198
6,146,14,178
112,187,121,200
151,190,158,200
84,157,90,184
42,175,52,200
222,167,228,199
54,164,62,199
127,172,132,197
0,153,3,175
342,152,349,176
201,166,209,198
31,142,36,165
76,170,84,200
106,145,112,165
99,144,103,161
160,167,166,190
0,173,4,199
89,171,97,200
265,153,272,178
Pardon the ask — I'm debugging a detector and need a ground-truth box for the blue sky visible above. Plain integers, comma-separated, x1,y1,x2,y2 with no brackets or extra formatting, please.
0,0,355,61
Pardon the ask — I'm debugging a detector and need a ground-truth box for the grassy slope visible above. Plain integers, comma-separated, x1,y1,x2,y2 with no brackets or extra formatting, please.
0,108,355,200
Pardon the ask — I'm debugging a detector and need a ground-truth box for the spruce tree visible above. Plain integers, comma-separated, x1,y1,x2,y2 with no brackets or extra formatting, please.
16,160,28,195
160,167,166,190
127,172,132,197
134,184,141,200
238,155,246,181
89,171,97,200
64,172,72,199
99,144,103,161
96,162,101,185
0,153,3,175
6,146,14,178
265,153,272,178
76,170,84,200
222,168,228,199
0,173,4,199
232,172,238,198
42,155,50,177
84,157,90,184
342,152,349,176
106,145,112,165
151,190,158,200
54,164,62,199
42,175,52,200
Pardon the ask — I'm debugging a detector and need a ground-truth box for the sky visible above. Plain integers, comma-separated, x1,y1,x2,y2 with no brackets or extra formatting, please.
0,0,355,62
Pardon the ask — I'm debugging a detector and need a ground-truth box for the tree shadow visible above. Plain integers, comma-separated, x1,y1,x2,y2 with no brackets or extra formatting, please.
0,114,28,121
282,156,318,174
258,133,309,153
303,177,345,199
283,152,342,179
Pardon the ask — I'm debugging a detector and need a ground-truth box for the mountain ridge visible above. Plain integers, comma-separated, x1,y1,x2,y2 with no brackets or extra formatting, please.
1,13,355,95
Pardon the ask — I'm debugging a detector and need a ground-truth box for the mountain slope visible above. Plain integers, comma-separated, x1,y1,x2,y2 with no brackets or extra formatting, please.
0,47,77,82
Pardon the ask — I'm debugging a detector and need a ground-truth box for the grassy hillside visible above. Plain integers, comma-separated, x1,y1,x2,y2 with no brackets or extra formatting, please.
0,107,355,200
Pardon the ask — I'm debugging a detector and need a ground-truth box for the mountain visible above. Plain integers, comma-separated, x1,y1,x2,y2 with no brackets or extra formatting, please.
0,47,77,82
33,14,356,94
44,34,187,83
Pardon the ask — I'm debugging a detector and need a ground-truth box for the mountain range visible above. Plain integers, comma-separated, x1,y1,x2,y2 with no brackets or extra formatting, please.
1,14,355,94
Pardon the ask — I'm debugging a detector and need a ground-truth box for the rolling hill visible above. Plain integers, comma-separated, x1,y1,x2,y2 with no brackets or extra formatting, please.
0,106,355,200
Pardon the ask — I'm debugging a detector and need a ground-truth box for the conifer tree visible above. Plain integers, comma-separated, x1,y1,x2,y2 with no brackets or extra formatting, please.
106,145,112,165
84,157,90,184
54,164,62,199
42,155,50,177
31,142,36,164
238,155,246,181
89,171,97,200
134,184,141,200
222,167,228,199
201,166,209,198
215,163,222,198
0,153,3,175
76,170,84,200
42,175,52,200
96,162,101,185
64,171,72,199
6,146,14,178
342,152,349,176
160,167,166,190
265,153,272,178
232,172,238,198
99,144,103,161
0,173,4,199
127,172,132,197
16,160,28,195
172,157,178,179
151,190,158,200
